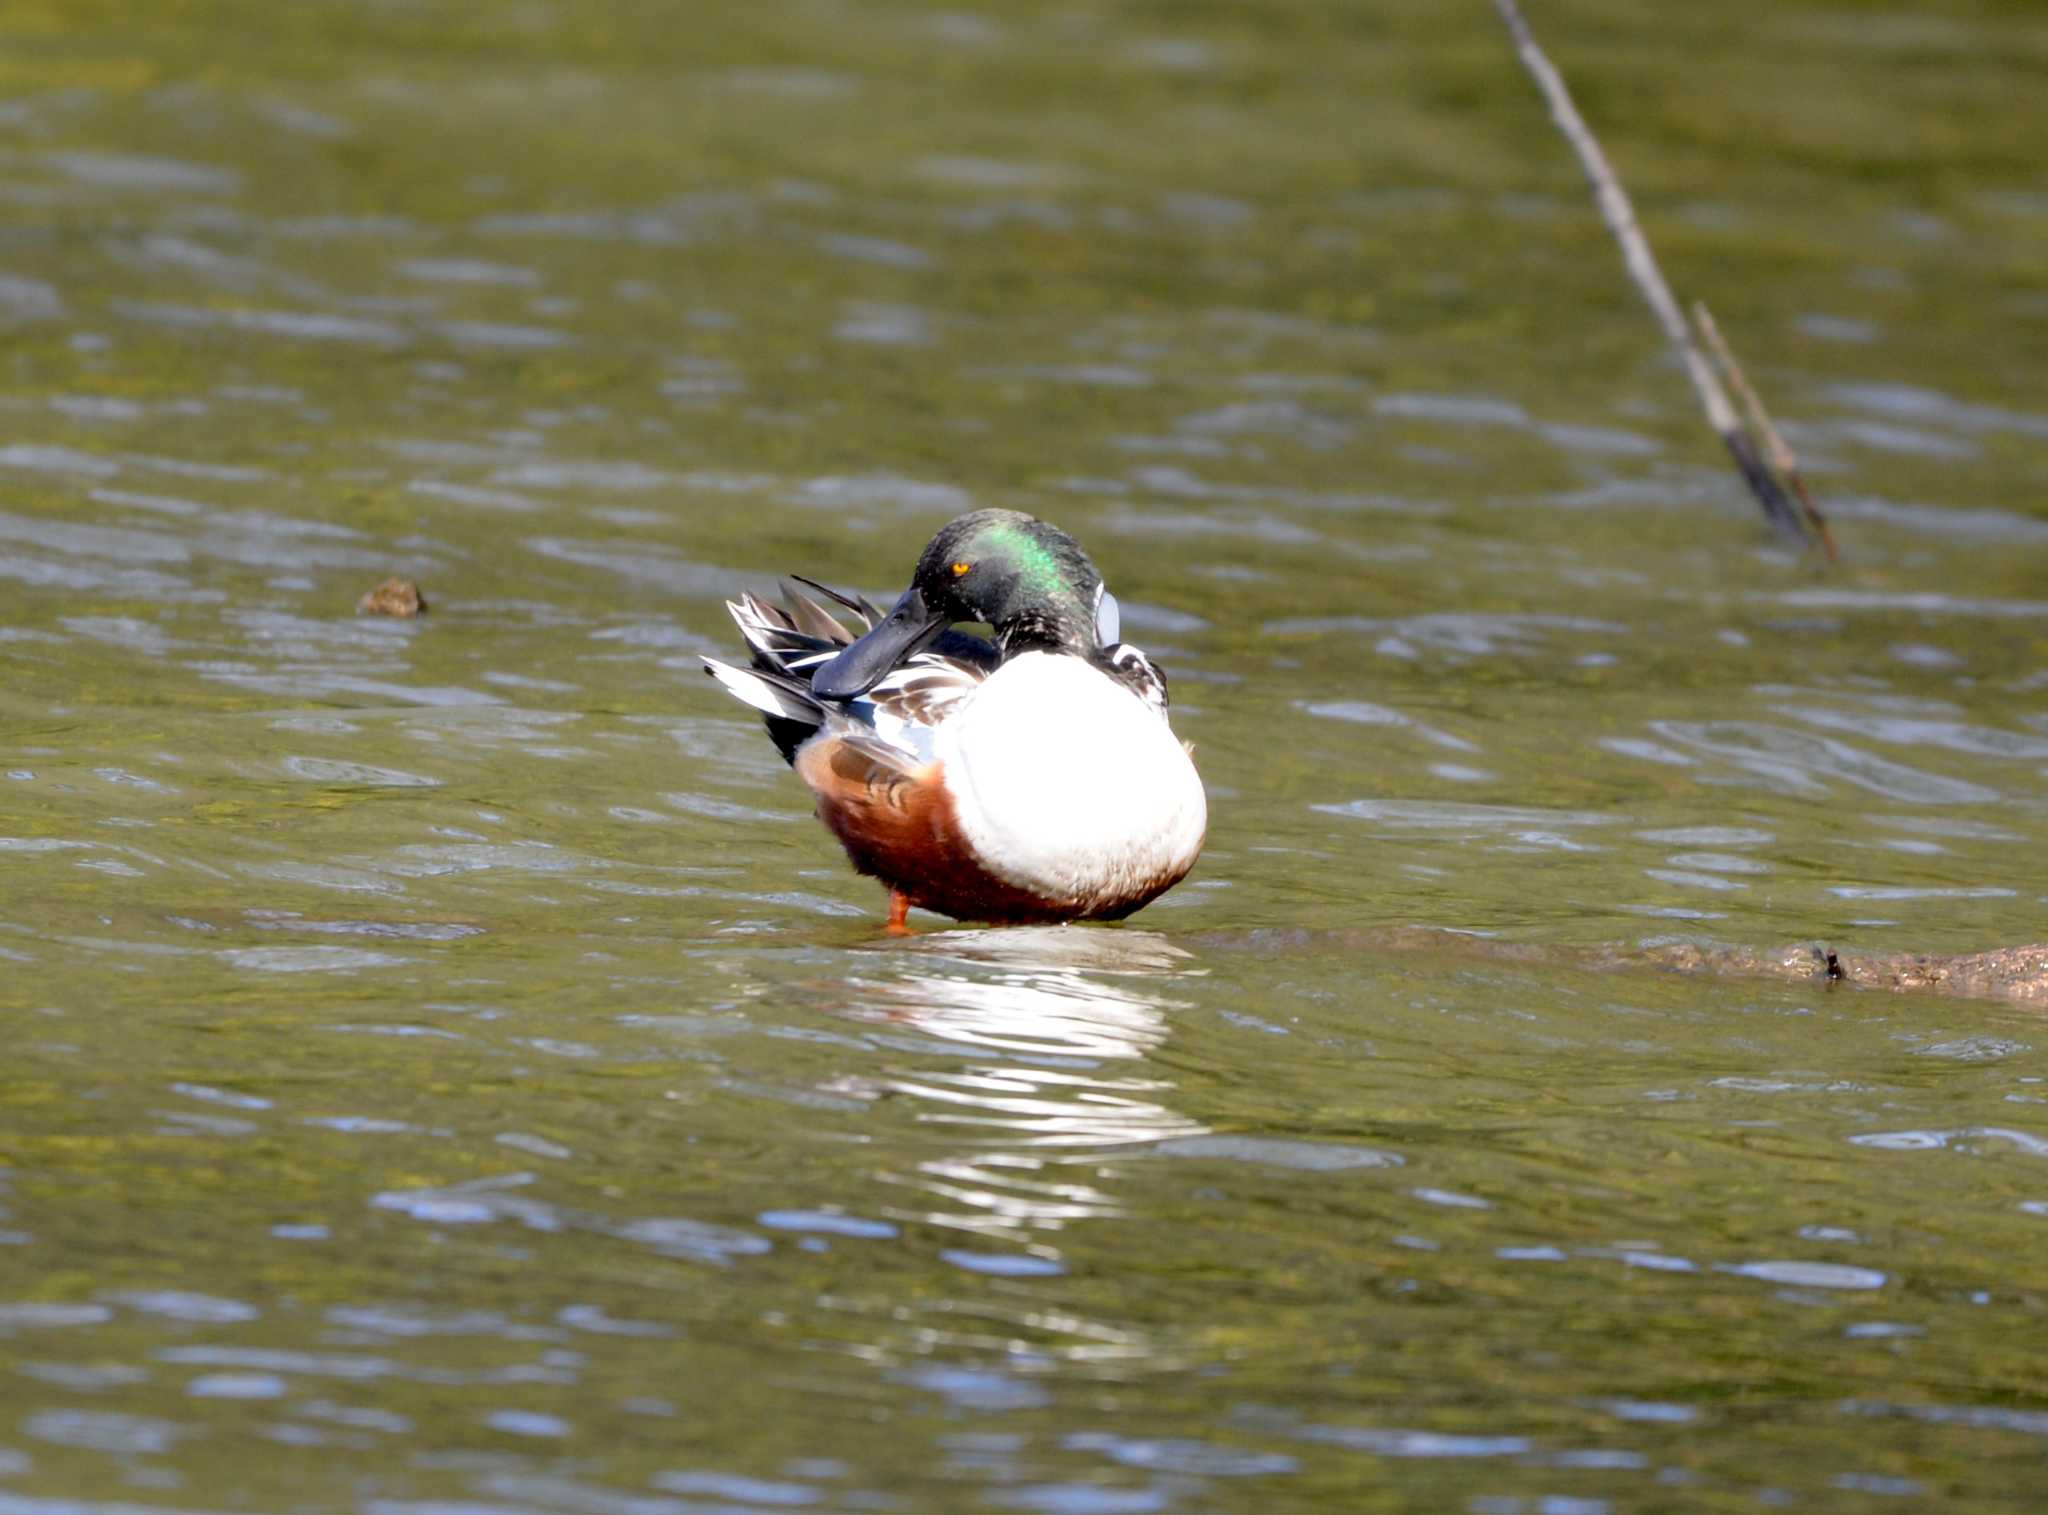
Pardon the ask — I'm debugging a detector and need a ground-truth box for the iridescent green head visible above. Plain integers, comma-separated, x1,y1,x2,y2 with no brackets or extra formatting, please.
910,509,1102,650
809,510,1107,700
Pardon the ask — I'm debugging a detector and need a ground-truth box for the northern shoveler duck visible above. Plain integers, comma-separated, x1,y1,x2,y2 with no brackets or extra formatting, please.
702,509,1207,930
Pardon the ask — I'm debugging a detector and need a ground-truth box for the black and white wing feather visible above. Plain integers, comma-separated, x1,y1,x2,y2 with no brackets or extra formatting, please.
1099,642,1169,718
703,580,993,765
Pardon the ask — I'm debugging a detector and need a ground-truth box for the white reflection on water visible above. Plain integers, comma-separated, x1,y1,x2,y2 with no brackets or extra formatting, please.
844,927,1207,1245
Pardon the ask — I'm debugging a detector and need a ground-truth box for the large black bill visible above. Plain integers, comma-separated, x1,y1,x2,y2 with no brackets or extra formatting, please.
809,585,948,700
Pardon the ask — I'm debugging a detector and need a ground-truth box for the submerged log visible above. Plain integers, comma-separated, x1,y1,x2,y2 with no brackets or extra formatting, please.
1200,927,2048,1008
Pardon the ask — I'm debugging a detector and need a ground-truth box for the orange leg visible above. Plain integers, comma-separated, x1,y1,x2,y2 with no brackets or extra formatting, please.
883,889,913,936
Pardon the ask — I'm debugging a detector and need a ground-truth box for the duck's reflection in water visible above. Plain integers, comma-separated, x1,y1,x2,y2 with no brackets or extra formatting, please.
839,927,1205,1251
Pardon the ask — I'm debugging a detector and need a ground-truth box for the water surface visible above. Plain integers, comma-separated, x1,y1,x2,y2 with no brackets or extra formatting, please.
4,1,2048,1510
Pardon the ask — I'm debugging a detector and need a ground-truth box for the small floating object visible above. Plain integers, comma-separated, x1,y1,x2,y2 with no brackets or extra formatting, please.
357,577,428,617
702,509,1206,929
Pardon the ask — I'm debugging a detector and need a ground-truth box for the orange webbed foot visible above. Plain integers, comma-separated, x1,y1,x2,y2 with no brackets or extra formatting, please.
883,889,914,936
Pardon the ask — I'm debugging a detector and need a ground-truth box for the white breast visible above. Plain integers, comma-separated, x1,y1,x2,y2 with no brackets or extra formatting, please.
935,652,1207,911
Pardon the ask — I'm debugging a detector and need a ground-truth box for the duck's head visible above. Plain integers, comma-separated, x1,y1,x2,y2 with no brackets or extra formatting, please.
811,509,1114,700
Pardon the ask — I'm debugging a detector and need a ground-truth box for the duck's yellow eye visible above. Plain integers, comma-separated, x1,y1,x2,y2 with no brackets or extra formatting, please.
951,561,972,576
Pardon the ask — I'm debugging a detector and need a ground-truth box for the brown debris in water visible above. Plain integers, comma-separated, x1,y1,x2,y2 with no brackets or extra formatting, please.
1608,940,2048,1005
1822,944,2048,1005
358,577,428,617
1201,927,2048,1008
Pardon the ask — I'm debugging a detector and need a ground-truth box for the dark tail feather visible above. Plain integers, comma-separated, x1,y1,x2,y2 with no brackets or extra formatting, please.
789,574,886,627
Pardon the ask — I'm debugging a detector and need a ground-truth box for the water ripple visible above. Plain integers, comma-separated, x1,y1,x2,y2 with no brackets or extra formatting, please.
1646,721,1998,803
1725,1260,1886,1291
1849,1127,2048,1157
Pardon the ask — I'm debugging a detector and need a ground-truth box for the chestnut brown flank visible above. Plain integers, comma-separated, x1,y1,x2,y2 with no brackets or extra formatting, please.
794,735,1180,924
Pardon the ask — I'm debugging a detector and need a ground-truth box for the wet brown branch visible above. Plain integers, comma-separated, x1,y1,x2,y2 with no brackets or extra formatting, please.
1590,939,2048,1006
1693,302,1838,561
1490,0,1824,552
1202,927,2048,1009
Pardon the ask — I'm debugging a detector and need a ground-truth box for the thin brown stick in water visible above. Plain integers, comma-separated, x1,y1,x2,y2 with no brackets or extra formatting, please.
1490,0,1812,546
1693,301,1838,562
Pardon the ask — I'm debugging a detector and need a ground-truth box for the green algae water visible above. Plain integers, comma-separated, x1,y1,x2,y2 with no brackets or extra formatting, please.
3,1,2048,1510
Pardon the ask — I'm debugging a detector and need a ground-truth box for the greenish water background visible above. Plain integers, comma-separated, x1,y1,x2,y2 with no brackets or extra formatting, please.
2,1,2046,1510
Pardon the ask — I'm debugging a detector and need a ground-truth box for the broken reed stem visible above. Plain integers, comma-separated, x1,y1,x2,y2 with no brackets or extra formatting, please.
1489,0,1813,547
1693,301,1838,561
